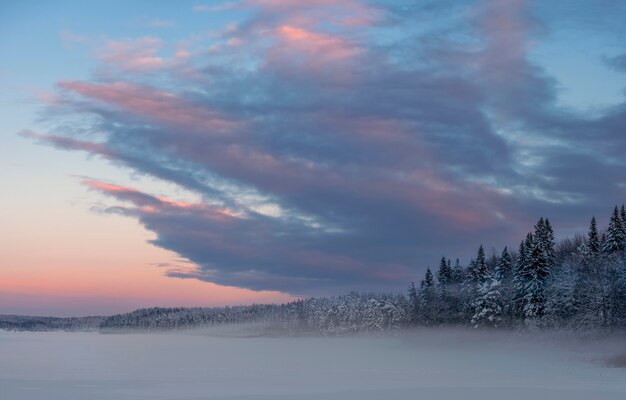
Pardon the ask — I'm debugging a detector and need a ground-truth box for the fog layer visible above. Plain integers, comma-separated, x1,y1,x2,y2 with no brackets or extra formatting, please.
1,329,625,400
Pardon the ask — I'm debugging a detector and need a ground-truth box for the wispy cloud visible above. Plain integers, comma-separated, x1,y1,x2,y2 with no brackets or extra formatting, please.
96,37,165,72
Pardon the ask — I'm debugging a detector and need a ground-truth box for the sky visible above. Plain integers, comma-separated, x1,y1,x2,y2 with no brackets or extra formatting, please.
1,0,626,316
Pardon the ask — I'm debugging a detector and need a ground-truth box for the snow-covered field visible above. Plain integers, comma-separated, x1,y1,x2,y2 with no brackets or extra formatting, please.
1,328,625,400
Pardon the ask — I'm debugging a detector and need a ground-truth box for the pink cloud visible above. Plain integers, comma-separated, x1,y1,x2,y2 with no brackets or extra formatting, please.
29,0,560,294
246,0,341,9
82,179,239,220
20,130,114,159
98,37,165,72
245,0,381,27
58,80,243,134
265,25,363,76
479,0,530,61
276,25,356,59
471,0,542,113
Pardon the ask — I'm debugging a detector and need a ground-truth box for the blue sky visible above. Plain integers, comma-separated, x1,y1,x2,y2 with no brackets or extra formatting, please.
1,0,626,314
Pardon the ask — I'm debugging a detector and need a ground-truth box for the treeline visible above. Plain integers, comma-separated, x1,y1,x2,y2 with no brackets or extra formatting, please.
1,294,409,334
99,292,408,334
2,206,624,334
0,315,104,331
409,205,626,330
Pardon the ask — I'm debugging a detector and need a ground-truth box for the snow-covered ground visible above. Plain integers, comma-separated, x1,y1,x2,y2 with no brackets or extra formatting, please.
1,328,625,400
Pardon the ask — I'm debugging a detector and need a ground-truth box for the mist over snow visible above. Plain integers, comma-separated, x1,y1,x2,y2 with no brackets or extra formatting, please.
1,329,625,400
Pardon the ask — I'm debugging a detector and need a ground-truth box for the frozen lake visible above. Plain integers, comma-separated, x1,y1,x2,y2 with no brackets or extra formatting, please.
1,328,625,400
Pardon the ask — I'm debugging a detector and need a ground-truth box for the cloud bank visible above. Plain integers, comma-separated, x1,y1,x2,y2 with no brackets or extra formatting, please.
28,0,626,295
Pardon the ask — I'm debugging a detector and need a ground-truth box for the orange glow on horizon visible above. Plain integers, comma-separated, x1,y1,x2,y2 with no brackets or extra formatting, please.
0,195,293,316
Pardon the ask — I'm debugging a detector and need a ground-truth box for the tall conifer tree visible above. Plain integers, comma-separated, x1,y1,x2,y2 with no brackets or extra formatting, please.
588,216,600,254
603,206,624,253
437,256,452,300
420,268,436,324
495,246,512,282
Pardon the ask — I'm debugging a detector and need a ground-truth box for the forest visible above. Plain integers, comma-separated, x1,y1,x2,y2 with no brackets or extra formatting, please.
409,205,626,330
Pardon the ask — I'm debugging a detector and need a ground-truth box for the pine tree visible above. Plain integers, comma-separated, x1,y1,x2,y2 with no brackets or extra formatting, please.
523,230,550,324
534,217,555,268
462,259,477,320
465,246,489,324
545,259,578,328
436,257,454,323
543,218,556,267
422,268,434,295
524,233,534,259
452,258,464,284
495,246,512,283
525,220,552,324
535,217,545,244
621,205,626,243
437,256,452,300
513,234,534,320
588,216,600,254
407,281,419,324
471,271,503,328
475,245,488,283
496,246,513,325
420,268,436,324
513,240,526,319
449,258,465,319
602,206,625,253
514,240,526,284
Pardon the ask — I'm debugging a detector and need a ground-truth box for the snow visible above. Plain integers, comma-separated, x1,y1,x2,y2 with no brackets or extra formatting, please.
1,329,625,400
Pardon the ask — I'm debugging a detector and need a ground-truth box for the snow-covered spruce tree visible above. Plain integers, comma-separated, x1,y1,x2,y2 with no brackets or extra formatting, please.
533,218,553,281
475,245,488,281
620,204,626,247
602,206,625,253
534,217,555,268
545,220,556,267
495,246,513,325
462,258,476,321
486,250,498,273
419,268,436,325
570,253,621,330
464,245,489,324
452,258,464,284
523,224,552,327
447,258,465,321
614,253,626,328
437,256,451,300
407,281,419,325
470,271,503,328
513,235,532,321
523,255,545,325
604,254,626,328
545,256,579,329
436,256,452,322
588,216,600,254
496,247,512,283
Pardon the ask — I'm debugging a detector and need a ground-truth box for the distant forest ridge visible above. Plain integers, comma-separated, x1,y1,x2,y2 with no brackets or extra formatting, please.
2,205,625,334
